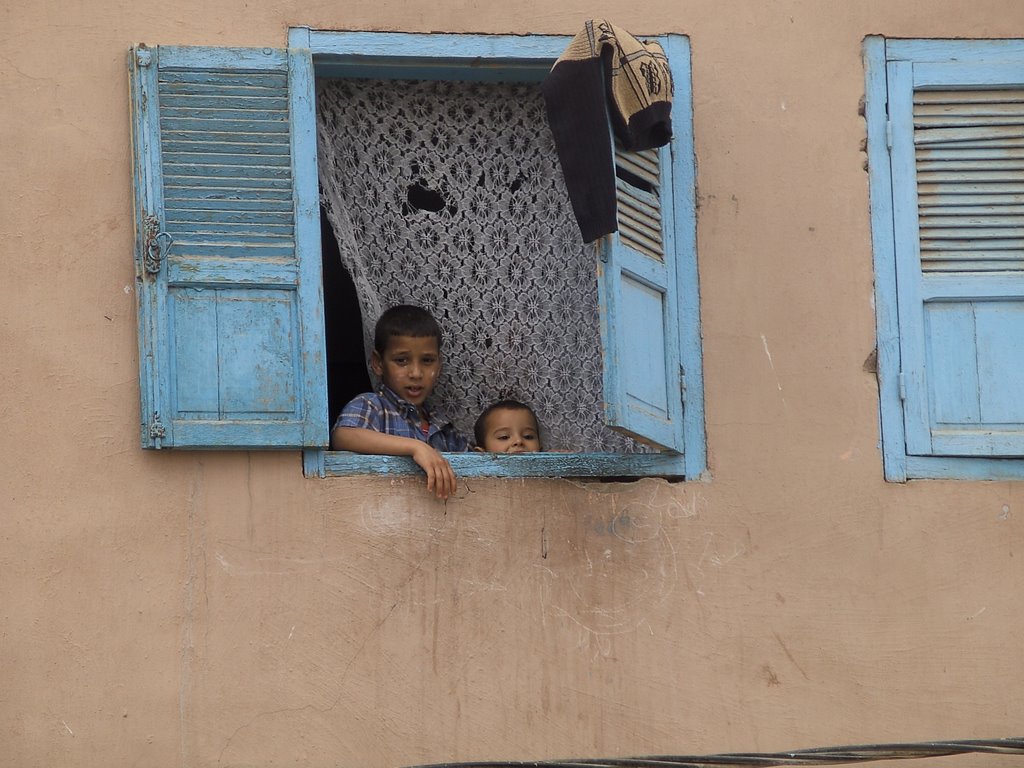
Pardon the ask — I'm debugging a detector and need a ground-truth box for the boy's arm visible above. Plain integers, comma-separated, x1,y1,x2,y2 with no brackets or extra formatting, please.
331,426,457,500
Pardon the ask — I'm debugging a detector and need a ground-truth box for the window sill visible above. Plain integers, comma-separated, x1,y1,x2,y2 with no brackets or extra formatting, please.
305,449,687,479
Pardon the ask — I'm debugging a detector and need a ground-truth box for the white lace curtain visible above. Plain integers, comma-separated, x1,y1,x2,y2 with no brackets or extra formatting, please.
316,77,642,452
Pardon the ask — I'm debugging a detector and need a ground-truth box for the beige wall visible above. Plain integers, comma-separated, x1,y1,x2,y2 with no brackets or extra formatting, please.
3,1,1024,766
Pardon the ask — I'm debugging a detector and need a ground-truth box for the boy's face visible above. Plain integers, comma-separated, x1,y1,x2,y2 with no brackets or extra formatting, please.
371,334,441,407
480,408,541,453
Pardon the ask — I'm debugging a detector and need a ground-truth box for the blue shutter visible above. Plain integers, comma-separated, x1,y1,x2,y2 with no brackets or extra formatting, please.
889,59,1024,456
597,138,686,452
129,45,327,448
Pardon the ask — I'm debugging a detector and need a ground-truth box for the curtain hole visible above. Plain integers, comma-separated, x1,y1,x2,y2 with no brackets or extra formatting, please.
407,181,446,213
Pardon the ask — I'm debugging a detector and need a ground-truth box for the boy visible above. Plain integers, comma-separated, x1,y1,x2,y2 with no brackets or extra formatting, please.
332,305,469,499
473,399,542,454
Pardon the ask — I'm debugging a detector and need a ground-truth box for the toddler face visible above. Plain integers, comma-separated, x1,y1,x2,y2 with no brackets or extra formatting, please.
479,407,541,453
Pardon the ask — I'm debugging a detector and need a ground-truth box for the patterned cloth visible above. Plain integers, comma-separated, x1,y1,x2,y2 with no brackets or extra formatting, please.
542,19,673,242
335,385,470,452
317,77,645,452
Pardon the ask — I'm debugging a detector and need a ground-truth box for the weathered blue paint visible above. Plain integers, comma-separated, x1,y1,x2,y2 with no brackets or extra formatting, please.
906,455,1024,481
664,35,707,478
864,36,907,481
323,451,687,478
131,46,169,447
886,39,1024,62
130,45,328,448
865,37,1024,479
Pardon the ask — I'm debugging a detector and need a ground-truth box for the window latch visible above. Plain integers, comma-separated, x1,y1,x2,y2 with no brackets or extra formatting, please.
143,214,173,275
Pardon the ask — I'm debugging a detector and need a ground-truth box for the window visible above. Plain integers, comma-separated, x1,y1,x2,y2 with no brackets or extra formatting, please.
129,29,705,479
864,38,1024,480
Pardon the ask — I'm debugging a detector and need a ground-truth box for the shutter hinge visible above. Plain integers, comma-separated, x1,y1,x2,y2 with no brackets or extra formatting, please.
149,411,167,449
135,47,153,68
143,214,172,275
898,371,906,402
679,366,687,403
885,120,893,151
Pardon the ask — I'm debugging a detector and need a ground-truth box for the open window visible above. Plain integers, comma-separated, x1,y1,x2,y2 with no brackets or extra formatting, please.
128,30,705,479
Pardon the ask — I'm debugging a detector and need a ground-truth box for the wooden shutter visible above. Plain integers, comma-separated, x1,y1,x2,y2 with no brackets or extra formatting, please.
129,45,327,448
889,60,1024,456
597,139,686,452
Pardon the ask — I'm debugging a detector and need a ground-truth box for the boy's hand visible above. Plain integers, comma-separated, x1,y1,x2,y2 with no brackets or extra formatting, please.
411,443,457,500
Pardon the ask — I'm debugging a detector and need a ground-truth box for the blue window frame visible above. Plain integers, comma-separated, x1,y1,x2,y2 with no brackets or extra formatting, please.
864,37,1024,480
129,29,705,479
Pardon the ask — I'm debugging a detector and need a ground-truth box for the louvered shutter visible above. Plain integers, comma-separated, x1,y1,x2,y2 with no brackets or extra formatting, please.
129,46,327,448
597,139,685,452
889,59,1024,456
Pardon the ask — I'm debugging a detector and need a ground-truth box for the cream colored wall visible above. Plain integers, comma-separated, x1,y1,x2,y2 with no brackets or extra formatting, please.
3,1,1024,767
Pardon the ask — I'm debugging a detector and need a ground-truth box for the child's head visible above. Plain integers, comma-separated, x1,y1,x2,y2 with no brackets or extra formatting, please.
474,399,542,453
370,305,443,407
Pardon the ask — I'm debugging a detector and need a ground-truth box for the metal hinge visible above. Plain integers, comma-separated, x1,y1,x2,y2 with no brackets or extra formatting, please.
149,411,167,449
679,366,687,403
898,371,906,402
885,120,893,151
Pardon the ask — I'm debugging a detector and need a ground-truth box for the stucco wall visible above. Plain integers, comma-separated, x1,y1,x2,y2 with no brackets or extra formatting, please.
2,1,1023,767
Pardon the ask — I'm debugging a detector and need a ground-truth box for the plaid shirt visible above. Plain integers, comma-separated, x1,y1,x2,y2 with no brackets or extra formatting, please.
334,385,470,452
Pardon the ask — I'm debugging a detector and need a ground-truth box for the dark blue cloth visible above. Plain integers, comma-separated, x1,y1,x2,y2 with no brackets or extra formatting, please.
335,385,469,452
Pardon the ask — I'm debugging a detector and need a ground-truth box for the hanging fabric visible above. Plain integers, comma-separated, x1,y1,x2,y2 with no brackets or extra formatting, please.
542,19,673,243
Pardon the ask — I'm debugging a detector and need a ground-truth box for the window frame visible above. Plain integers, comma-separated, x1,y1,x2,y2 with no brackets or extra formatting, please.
296,27,705,480
864,36,1024,481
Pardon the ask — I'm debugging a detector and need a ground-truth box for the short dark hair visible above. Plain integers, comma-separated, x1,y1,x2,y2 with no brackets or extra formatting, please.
373,305,441,354
473,399,541,448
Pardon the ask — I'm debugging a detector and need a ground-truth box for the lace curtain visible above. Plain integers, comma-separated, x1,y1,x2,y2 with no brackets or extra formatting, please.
316,77,642,452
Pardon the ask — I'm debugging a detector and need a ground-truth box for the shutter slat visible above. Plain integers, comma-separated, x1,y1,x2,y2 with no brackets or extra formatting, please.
918,182,1024,196
163,163,292,180
164,152,291,168
917,158,1024,171
916,89,1024,105
160,95,289,110
915,124,1024,144
920,255,1024,272
918,147,1024,161
920,204,1024,215
165,209,295,225
915,102,1024,118
922,237,1024,250
920,192,1024,207
917,169,1024,182
921,214,1024,228
163,140,291,155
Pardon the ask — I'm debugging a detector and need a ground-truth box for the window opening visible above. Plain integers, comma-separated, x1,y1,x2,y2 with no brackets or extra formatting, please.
321,205,371,427
317,76,649,452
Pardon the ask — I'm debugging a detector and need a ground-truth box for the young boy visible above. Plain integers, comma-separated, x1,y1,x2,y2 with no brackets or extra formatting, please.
332,305,469,499
473,399,542,454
